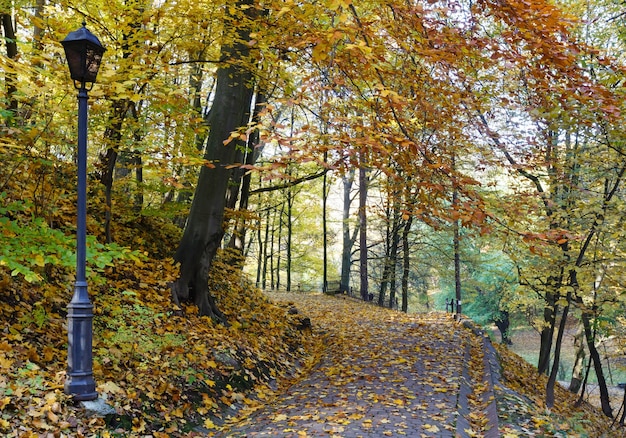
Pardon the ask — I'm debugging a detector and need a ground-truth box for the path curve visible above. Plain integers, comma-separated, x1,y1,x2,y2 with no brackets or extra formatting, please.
213,293,477,437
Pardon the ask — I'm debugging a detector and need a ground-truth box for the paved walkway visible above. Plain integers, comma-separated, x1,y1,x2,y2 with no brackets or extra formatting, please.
213,294,480,437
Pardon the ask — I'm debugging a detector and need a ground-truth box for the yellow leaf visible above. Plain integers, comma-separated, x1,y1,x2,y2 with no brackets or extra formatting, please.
276,6,291,18
203,418,216,428
424,424,440,432
46,409,59,423
273,413,288,421
312,43,329,62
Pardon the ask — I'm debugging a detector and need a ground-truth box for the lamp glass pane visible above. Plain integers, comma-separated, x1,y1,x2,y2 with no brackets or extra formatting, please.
63,40,88,82
85,46,103,83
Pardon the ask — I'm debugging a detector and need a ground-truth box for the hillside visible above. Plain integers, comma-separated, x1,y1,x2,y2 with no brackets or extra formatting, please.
0,162,622,437
0,268,621,436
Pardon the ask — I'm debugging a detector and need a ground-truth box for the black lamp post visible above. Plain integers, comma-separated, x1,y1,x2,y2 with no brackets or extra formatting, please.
61,23,105,401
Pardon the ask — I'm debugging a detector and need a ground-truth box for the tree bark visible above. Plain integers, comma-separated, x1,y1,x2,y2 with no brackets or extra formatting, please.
323,151,329,292
286,185,293,292
340,170,356,294
452,185,462,318
568,323,585,393
226,92,265,253
580,308,613,417
494,311,512,345
261,204,270,290
378,201,391,307
387,207,400,309
172,0,255,319
358,156,369,301
99,100,128,243
538,278,560,375
546,291,571,408
2,13,18,119
401,214,413,312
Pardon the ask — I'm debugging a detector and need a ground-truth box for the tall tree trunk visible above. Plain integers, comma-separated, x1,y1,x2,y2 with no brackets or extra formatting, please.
114,103,144,214
226,92,265,254
569,323,585,393
546,290,571,408
537,285,558,375
340,170,356,294
99,100,128,243
452,182,462,318
378,201,391,307
261,204,270,290
99,6,144,241
256,210,263,288
358,156,369,301
453,218,461,318
1,12,17,120
388,207,400,309
286,186,293,292
274,203,281,290
401,215,412,312
580,308,613,417
323,151,329,292
172,0,255,319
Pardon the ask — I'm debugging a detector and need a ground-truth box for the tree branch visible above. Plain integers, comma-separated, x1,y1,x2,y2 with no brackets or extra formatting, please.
250,169,328,194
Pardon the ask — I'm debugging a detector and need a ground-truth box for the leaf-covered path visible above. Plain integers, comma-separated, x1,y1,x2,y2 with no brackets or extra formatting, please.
213,293,482,437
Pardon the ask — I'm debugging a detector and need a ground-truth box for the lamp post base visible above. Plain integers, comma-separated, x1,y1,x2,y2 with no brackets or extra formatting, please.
64,377,97,401
65,285,97,401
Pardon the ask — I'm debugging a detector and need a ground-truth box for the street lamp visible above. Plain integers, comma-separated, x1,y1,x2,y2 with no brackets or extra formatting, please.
61,22,105,401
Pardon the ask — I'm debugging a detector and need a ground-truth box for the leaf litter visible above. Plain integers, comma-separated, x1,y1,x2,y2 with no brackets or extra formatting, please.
0,269,620,436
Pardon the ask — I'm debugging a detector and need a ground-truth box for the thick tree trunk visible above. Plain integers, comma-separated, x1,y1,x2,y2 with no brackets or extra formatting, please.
172,0,255,319
538,287,558,375
494,311,512,345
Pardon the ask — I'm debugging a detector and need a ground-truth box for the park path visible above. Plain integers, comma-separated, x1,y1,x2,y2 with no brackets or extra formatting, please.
211,293,499,438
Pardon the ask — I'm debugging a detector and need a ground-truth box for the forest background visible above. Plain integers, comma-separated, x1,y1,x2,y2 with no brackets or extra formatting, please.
2,0,626,434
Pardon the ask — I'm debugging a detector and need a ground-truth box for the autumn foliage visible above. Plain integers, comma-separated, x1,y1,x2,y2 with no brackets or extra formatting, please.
0,159,319,435
2,0,626,433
